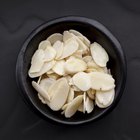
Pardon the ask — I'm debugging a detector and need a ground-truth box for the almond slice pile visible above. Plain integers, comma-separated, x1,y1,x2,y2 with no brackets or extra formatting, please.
28,30,115,118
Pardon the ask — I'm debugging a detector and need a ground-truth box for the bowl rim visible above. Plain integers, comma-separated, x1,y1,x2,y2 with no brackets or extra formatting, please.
16,16,127,125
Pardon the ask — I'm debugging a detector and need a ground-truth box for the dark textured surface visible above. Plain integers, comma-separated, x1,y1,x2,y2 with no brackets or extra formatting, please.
0,0,139,139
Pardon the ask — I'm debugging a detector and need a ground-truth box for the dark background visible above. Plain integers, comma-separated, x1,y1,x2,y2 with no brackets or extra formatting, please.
0,0,140,139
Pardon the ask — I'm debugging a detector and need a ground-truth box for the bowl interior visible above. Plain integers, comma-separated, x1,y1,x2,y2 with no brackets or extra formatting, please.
19,19,125,124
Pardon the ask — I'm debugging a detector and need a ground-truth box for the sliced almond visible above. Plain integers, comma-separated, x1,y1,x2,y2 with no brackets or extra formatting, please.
63,31,73,42
69,29,90,46
72,72,91,91
38,94,46,104
49,78,69,111
78,103,84,112
85,97,94,113
52,60,65,75
44,46,56,62
60,38,79,59
32,81,50,101
47,33,63,45
90,42,109,67
67,88,75,103
69,78,74,86
83,56,93,63
65,95,83,118
53,41,64,59
87,89,95,100
73,34,89,53
72,50,83,58
95,89,115,108
39,78,56,92
29,49,45,73
89,72,115,91
62,103,69,110
83,92,86,113
38,40,51,50
87,61,105,73
29,60,55,78
37,76,42,84
38,94,50,105
64,57,87,74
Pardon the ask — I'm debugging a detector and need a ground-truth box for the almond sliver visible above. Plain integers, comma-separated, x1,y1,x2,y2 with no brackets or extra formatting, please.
90,42,109,67
44,46,56,62
89,72,115,91
72,72,91,91
38,40,51,50
47,33,63,45
29,49,45,73
95,89,115,108
64,57,87,74
65,95,83,118
60,38,79,59
49,78,70,111
29,60,55,78
52,60,65,75
32,81,50,101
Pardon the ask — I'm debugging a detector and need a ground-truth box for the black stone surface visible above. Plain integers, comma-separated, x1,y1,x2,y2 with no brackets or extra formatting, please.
0,0,140,139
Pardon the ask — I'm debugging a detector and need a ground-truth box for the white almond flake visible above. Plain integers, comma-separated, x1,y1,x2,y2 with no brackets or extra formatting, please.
89,72,115,91
90,42,109,67
78,103,84,112
82,92,86,114
87,61,105,73
37,76,42,84
52,60,65,75
83,56,93,63
32,81,50,101
44,46,56,62
67,88,75,103
53,40,64,59
95,89,115,108
69,29,90,46
69,78,74,86
85,97,94,113
72,72,91,91
87,89,95,100
39,78,56,92
29,49,45,73
72,50,83,58
38,40,51,50
47,33,63,45
65,95,83,118
63,31,73,42
64,57,87,74
29,60,55,78
72,34,89,53
49,78,70,111
62,103,69,110
60,39,79,59
38,94,50,106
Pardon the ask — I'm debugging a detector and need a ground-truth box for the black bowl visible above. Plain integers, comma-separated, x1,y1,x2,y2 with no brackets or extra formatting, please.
16,16,127,125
